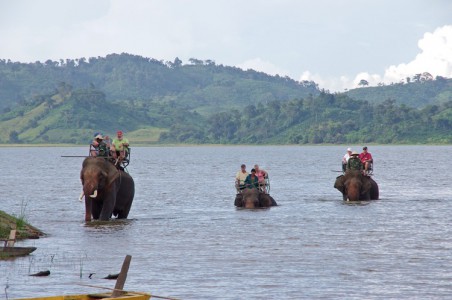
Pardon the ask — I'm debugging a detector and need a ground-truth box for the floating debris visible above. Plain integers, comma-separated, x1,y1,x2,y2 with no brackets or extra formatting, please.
29,270,50,277
103,273,119,279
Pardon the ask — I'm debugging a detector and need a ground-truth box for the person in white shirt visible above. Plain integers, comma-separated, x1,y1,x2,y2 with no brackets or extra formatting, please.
342,148,352,172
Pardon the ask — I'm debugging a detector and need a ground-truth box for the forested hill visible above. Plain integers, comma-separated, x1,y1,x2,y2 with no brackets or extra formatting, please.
0,86,451,145
345,75,452,108
0,53,319,113
0,53,451,145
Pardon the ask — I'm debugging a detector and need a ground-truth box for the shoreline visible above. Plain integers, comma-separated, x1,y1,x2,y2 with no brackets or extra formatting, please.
0,210,45,240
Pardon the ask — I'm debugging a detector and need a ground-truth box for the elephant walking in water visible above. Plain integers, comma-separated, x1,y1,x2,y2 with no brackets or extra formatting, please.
234,188,277,208
334,170,379,201
80,157,135,221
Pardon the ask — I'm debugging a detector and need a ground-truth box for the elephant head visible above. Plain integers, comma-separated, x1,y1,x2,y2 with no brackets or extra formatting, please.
335,171,373,201
235,190,277,208
241,188,260,208
344,176,368,201
80,157,129,221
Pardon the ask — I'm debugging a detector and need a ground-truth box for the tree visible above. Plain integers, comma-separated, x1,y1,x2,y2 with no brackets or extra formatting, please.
9,131,20,143
188,58,203,65
421,72,433,82
171,57,182,68
358,79,369,87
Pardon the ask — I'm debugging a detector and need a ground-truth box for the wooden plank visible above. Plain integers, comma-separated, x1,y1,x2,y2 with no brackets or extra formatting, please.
7,229,16,247
112,255,132,297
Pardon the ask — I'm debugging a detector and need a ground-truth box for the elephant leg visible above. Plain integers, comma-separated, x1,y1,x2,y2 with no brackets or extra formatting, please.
234,194,243,207
99,194,116,221
115,195,133,219
114,174,135,218
91,200,103,220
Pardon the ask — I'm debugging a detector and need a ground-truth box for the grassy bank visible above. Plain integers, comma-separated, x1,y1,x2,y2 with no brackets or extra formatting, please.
0,210,45,240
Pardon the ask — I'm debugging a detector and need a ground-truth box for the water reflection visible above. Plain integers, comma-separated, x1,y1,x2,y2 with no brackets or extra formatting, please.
83,219,134,230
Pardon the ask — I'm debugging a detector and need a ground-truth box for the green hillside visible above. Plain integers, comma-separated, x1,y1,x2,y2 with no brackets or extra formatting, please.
0,53,319,114
345,76,452,108
1,87,451,145
0,53,451,145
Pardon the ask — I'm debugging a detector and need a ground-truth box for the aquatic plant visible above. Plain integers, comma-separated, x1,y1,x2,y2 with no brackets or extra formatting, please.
14,199,29,230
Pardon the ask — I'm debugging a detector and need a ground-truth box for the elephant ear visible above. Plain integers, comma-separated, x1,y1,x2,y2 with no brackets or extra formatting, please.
334,175,345,189
104,163,120,188
362,177,372,193
102,168,119,186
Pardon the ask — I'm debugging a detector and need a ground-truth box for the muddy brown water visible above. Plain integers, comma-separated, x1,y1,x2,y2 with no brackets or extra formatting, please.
1,146,452,299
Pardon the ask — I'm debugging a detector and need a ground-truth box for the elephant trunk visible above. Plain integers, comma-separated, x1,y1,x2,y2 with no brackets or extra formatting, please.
84,197,92,222
82,183,98,221
244,200,257,209
345,177,362,201
347,189,360,201
83,181,99,199
242,188,260,208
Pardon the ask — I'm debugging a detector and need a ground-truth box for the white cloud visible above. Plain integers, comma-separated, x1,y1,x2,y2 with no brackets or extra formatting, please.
236,58,289,77
302,25,452,92
298,71,358,92
383,25,452,82
347,25,452,90
1,1,451,94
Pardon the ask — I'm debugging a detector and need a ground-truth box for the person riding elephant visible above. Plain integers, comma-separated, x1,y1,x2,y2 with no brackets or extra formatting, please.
244,168,259,189
234,188,277,208
346,151,363,172
334,170,379,201
80,157,135,221
90,133,109,157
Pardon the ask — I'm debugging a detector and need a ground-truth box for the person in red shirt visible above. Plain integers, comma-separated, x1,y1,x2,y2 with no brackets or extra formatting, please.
359,146,373,175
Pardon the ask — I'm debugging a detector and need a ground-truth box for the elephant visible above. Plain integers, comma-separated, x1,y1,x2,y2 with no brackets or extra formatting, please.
234,188,277,208
80,157,135,221
334,170,379,201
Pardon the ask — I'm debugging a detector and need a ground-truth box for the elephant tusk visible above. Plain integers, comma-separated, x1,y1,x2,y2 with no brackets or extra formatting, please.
89,190,98,198
79,190,84,202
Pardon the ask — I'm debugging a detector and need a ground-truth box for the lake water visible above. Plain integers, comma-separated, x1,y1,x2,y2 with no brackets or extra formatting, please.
1,145,452,299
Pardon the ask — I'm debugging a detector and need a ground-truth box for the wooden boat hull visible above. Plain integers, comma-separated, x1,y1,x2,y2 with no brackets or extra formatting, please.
14,292,151,300
0,246,36,258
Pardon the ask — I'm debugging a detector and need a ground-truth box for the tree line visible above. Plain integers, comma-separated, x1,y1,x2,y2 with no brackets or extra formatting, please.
1,86,451,144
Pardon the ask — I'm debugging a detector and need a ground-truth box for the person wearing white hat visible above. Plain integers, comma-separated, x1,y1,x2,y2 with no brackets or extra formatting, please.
342,147,352,172
90,133,109,157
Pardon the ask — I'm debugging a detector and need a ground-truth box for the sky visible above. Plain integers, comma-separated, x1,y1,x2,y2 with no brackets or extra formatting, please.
0,0,451,92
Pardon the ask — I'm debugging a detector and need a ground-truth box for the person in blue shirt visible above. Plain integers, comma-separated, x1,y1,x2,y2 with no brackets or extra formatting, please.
244,168,259,189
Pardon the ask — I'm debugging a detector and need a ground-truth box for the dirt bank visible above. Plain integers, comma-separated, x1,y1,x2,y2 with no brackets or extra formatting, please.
0,210,45,240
